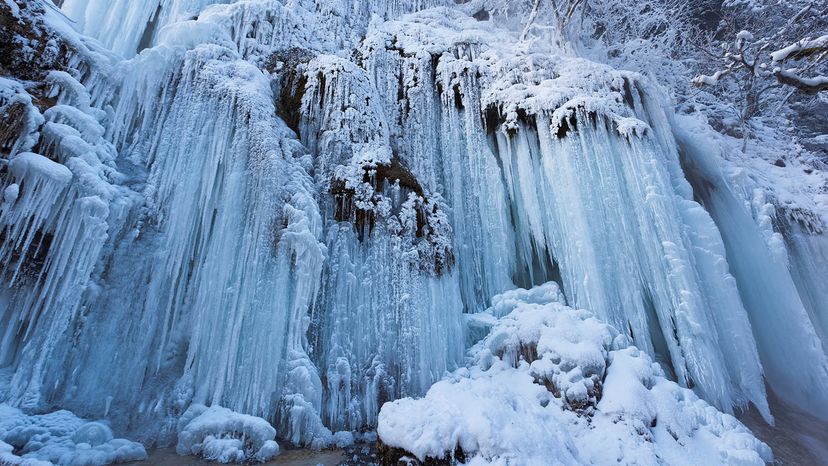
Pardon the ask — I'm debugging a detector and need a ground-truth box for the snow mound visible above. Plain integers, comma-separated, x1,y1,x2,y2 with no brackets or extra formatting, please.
0,404,147,466
176,404,281,463
377,283,773,465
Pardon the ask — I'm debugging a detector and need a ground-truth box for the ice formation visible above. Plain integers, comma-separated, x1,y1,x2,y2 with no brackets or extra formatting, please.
175,404,280,463
0,403,147,465
1,0,828,464
377,284,774,465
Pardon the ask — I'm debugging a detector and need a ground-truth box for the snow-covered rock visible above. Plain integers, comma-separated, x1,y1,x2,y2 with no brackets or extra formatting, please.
176,404,280,463
378,284,774,466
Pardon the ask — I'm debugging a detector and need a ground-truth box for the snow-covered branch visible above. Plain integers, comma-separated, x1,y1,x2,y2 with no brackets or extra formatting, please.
770,35,828,92
694,19,827,94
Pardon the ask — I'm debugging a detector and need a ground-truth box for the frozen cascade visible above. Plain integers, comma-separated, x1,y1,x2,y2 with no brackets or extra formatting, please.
299,56,465,431
673,116,828,419
1,64,137,409
58,0,230,57
52,42,331,443
357,10,771,418
361,13,517,313
483,100,771,415
4,0,334,447
785,225,828,343
1,0,828,462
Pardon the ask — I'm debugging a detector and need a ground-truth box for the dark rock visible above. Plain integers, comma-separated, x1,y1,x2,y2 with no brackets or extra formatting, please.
266,48,315,135
472,9,490,21
377,439,466,466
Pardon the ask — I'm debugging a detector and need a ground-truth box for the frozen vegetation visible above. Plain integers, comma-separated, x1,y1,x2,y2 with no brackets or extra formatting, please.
0,0,826,464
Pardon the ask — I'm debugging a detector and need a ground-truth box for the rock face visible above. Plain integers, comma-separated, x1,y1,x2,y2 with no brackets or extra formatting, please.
0,0,827,463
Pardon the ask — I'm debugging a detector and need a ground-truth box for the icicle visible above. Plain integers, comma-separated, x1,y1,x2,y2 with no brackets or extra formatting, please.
299,55,466,432
0,64,135,409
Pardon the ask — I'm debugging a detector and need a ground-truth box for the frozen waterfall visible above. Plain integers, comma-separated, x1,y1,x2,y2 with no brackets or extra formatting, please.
1,0,828,463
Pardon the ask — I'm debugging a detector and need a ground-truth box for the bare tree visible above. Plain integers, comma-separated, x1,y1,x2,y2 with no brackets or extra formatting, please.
520,0,589,43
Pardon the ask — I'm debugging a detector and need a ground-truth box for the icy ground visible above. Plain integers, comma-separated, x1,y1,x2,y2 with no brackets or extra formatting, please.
738,391,828,466
0,404,147,465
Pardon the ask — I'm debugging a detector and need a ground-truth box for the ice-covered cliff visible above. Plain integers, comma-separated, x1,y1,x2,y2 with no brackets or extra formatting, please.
1,0,827,464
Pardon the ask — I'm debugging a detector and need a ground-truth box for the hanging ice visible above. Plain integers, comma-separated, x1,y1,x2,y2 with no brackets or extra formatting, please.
1,0,828,463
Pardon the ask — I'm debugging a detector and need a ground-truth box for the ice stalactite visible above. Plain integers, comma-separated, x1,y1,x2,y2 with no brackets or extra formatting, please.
59,0,449,59
59,0,229,57
361,14,517,313
784,223,828,343
6,0,466,447
0,66,136,410
3,2,337,446
2,0,828,459
50,40,331,444
361,11,770,419
490,110,768,418
299,56,465,432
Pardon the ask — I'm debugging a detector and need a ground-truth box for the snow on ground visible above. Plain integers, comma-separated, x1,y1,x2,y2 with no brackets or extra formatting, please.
378,283,773,466
0,404,147,466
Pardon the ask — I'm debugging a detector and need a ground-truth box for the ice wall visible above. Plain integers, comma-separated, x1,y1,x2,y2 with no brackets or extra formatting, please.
59,0,229,57
1,65,138,410
361,11,517,312
59,0,449,58
3,0,467,446
3,1,332,446
2,0,828,453
359,10,771,417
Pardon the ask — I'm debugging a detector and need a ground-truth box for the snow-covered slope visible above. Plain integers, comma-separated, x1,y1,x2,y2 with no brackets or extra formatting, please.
1,0,827,464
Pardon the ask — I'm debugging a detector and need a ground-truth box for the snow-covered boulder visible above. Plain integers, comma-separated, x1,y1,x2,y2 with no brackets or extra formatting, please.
377,283,773,466
176,404,281,463
0,404,147,466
